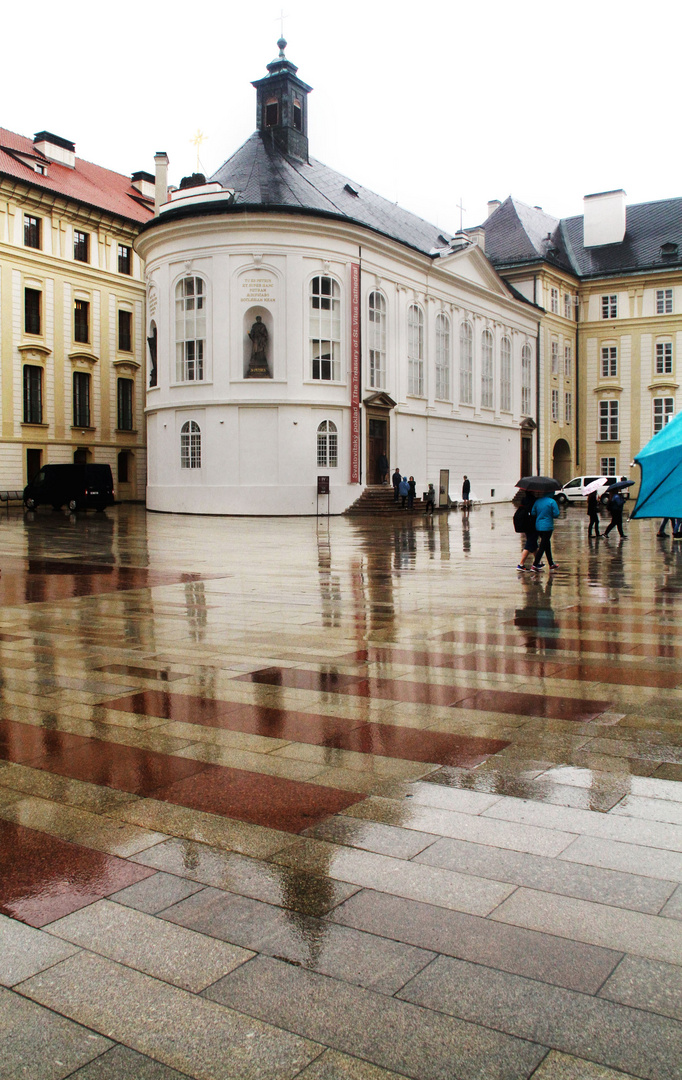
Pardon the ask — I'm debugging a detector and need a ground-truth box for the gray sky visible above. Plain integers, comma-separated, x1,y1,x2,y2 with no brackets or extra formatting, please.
4,0,680,231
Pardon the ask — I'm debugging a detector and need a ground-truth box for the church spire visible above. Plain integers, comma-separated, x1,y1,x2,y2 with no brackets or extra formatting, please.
252,38,313,163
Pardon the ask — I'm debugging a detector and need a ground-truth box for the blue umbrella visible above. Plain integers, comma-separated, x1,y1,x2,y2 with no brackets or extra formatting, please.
631,410,682,519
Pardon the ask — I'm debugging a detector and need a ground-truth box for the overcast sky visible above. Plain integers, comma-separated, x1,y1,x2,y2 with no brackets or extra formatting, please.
4,0,680,231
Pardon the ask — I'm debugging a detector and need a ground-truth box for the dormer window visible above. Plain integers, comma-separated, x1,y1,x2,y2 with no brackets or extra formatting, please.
661,242,679,262
265,98,279,126
34,163,46,175
293,98,302,132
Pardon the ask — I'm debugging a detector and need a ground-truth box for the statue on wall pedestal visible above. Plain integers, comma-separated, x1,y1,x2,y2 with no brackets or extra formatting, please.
246,316,271,378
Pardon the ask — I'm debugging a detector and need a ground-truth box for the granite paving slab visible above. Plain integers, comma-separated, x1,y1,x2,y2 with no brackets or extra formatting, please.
295,1048,412,1079
523,1049,641,1079
16,951,321,1080
0,912,80,986
204,954,548,1080
67,1043,192,1079
108,870,205,914
396,954,682,1080
599,955,682,1020
559,833,682,881
302,816,439,859
661,885,682,920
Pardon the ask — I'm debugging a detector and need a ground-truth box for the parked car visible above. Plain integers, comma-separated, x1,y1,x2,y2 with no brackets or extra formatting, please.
555,475,629,505
23,464,115,512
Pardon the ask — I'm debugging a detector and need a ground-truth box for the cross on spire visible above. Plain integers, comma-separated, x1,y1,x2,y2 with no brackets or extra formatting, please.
457,196,466,232
276,9,288,41
190,129,208,173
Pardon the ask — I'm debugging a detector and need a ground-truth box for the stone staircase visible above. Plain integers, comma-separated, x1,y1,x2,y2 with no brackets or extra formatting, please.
345,485,426,515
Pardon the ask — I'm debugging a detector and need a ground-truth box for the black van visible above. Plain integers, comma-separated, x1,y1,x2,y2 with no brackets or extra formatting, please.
23,464,115,512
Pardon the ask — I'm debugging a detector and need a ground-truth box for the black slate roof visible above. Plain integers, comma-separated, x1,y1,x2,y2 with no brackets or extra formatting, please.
209,132,456,257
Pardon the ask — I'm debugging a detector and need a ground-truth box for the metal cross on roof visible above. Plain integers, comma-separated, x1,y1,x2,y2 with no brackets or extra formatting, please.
457,196,466,232
190,130,207,173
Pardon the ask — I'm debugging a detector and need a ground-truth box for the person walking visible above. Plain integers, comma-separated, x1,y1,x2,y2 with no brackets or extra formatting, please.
658,519,671,537
407,476,416,510
399,476,409,508
531,493,560,571
604,490,627,539
378,453,389,485
392,468,401,502
424,483,436,514
587,490,601,538
462,475,471,509
514,492,539,570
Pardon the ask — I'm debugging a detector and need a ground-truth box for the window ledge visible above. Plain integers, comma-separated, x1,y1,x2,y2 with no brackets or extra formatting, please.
596,439,621,444
21,421,48,429
71,426,96,432
114,357,140,371
648,379,679,391
594,383,623,393
116,428,138,435
18,341,51,358
69,350,98,365
302,380,347,388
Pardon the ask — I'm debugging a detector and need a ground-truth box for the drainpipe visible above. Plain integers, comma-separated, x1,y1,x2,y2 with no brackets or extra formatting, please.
358,245,363,484
574,304,580,472
536,320,541,473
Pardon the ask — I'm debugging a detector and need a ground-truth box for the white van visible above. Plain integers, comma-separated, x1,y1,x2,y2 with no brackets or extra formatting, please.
556,475,629,504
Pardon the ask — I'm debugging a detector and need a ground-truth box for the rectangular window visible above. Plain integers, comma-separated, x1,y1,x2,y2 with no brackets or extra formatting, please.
601,294,617,319
23,365,42,424
551,340,559,375
653,397,674,433
565,392,572,425
118,310,132,352
601,345,617,377
73,230,89,262
600,456,617,475
599,399,619,441
118,244,132,274
550,288,559,314
73,371,91,427
656,341,673,374
74,299,89,344
564,293,572,320
117,378,134,430
24,214,41,249
24,288,41,335
564,344,572,379
551,388,559,422
656,288,673,315
521,344,532,415
181,339,204,381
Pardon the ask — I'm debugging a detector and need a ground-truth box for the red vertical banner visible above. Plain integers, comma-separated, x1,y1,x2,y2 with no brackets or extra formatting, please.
350,262,361,484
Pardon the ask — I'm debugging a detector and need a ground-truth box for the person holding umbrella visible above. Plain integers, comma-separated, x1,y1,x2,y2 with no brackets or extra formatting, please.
603,480,634,540
515,477,561,572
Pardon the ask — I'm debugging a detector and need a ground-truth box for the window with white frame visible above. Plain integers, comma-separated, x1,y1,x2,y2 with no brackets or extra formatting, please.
564,344,572,379
551,339,559,375
175,277,206,382
180,420,201,468
407,304,424,396
551,388,559,422
459,321,473,404
601,345,617,378
564,293,572,320
317,420,338,467
600,457,616,475
481,329,494,408
601,294,617,319
656,288,673,315
565,391,572,425
653,397,674,433
367,291,386,389
550,288,559,314
656,341,673,374
599,399,619,441
521,343,532,414
500,336,511,412
311,276,341,381
435,313,450,400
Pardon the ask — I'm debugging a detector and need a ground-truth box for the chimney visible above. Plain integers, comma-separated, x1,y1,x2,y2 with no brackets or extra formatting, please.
154,152,169,214
33,131,75,168
131,171,156,201
487,200,501,217
583,189,626,248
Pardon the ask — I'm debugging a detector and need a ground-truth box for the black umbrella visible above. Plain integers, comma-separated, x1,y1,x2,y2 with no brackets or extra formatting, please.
604,480,635,493
516,476,561,493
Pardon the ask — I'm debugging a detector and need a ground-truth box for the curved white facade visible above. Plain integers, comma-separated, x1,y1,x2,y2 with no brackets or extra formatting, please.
136,206,539,515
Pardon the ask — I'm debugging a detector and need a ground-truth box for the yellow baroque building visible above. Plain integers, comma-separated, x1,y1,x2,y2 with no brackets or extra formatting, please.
0,128,153,498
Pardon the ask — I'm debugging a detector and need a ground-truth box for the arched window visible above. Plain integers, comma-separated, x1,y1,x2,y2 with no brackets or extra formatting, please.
407,304,424,396
459,321,473,404
175,277,206,382
310,276,341,381
148,321,158,388
481,330,494,409
521,343,532,415
293,98,302,132
500,336,512,412
368,291,386,389
180,420,201,469
317,420,338,467
435,313,450,400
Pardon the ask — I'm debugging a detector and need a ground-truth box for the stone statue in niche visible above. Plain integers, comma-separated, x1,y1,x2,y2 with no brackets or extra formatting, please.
246,316,271,378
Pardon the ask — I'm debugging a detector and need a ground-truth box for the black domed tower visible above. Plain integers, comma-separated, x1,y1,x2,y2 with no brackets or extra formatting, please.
252,38,312,163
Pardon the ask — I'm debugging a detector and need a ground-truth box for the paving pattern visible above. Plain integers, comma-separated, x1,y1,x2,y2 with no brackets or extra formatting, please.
0,502,681,1080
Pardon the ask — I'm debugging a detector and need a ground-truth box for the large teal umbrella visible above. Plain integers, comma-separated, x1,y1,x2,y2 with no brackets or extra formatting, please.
631,410,682,518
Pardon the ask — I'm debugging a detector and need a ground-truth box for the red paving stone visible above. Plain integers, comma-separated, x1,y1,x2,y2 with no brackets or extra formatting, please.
452,688,608,722
104,690,236,724
0,819,155,927
439,629,641,655
0,560,216,606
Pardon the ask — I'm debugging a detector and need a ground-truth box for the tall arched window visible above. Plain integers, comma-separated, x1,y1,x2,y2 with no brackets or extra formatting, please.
175,277,206,382
368,291,386,389
521,344,532,415
317,420,338,467
459,321,473,404
435,313,450,400
500,336,512,412
481,329,494,409
407,304,424,396
180,420,201,469
310,276,341,381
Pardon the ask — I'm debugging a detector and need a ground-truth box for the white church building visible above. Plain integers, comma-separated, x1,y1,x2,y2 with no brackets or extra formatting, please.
136,40,539,515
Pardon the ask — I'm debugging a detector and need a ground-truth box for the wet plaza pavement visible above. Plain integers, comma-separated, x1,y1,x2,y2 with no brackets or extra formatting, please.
0,501,681,1080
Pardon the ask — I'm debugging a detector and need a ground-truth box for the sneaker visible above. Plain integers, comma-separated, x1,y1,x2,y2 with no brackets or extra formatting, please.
549,563,559,570
530,565,543,573
657,532,669,537
516,564,527,571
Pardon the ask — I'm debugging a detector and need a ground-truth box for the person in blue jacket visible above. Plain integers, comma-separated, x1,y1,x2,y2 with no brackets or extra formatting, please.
531,493,560,571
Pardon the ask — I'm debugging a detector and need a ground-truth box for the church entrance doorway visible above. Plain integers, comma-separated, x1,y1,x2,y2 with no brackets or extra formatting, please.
552,438,572,485
368,418,388,484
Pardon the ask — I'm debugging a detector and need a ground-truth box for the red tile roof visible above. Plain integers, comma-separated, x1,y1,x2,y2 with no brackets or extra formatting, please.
0,127,154,225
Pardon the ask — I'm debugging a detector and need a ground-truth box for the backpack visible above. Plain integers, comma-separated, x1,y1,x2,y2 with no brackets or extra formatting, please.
513,505,531,533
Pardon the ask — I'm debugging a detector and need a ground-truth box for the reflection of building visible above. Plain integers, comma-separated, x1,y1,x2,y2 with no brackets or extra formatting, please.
0,127,153,496
482,191,682,486
136,41,539,516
